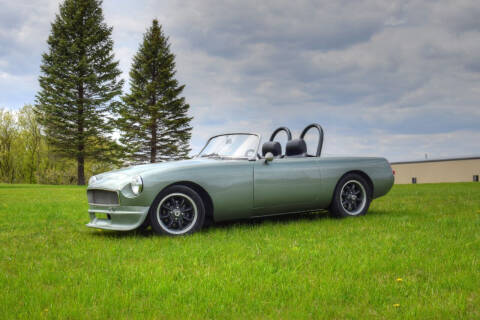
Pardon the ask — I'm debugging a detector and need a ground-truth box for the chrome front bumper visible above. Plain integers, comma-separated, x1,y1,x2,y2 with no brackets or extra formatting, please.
86,205,150,231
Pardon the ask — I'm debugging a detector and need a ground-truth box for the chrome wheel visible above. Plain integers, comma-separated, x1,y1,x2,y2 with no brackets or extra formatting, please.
340,180,367,216
156,193,198,235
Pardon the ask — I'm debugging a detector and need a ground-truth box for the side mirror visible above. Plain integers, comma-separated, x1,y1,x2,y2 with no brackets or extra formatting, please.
264,152,274,164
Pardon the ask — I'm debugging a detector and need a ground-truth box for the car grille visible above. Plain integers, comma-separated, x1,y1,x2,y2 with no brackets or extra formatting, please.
87,190,119,206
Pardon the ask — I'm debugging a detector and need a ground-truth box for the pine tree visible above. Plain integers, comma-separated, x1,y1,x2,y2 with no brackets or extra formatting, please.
35,0,123,185
117,19,192,163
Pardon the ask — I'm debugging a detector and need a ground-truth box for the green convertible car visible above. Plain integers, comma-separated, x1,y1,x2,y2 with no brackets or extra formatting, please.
86,124,394,236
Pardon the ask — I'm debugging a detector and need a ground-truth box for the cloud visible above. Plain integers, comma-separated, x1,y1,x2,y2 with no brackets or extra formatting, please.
1,0,479,161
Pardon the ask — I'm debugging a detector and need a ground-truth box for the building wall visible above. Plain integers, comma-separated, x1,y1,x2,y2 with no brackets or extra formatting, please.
391,158,480,184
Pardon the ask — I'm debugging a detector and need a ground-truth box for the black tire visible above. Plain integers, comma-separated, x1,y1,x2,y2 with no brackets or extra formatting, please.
149,185,205,236
136,217,150,231
329,173,372,218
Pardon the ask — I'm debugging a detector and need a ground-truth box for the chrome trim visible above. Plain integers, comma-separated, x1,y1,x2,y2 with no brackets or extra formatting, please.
130,175,143,196
87,203,120,207
88,209,140,214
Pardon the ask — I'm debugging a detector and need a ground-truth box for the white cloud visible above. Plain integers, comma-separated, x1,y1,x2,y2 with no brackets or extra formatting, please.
1,0,479,161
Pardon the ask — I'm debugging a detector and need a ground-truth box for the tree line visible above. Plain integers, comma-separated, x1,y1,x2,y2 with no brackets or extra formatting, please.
0,0,192,185
0,106,117,184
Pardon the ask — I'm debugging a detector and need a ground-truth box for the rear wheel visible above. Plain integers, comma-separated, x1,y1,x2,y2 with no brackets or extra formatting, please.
150,185,205,236
329,173,372,218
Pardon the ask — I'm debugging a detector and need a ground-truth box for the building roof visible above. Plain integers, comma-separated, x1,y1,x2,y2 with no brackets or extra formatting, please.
391,156,480,165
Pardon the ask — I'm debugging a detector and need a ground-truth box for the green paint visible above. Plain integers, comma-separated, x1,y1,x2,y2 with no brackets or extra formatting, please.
87,155,394,230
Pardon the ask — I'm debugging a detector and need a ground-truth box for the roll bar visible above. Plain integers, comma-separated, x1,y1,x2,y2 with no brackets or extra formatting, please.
300,123,324,157
269,126,292,142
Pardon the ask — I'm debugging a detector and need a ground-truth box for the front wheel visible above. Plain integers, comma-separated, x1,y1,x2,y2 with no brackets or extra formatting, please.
329,173,372,218
150,185,205,236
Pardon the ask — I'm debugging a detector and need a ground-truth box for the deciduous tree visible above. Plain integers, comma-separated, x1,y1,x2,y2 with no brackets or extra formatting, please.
0,109,18,183
18,106,42,183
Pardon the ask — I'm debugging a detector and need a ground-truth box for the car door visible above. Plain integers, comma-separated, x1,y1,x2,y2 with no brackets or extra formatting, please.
253,157,322,214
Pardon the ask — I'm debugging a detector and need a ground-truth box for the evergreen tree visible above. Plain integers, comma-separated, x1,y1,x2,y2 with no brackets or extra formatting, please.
35,0,123,185
117,19,192,163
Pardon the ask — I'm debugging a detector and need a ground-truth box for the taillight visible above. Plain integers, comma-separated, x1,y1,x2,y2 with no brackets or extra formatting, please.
392,169,396,176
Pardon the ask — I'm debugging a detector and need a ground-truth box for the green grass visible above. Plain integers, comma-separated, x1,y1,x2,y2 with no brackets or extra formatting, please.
0,183,479,319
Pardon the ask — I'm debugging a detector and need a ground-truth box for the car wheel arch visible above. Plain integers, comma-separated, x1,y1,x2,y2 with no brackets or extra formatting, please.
158,181,214,223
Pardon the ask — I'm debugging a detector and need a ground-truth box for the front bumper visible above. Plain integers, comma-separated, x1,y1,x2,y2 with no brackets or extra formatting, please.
86,204,150,231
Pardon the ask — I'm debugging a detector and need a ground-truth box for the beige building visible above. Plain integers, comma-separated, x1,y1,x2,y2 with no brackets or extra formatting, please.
390,157,480,184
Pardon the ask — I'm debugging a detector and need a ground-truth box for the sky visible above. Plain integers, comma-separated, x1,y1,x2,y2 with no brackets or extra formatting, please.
1,0,479,161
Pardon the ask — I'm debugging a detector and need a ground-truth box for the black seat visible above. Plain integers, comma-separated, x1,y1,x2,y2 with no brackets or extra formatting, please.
262,141,282,157
286,139,307,157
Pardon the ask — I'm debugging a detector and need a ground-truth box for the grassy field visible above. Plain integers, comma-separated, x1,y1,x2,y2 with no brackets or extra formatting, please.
0,183,479,319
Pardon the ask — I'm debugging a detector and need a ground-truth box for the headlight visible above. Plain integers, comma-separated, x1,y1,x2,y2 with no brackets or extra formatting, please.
131,175,143,195
88,176,97,185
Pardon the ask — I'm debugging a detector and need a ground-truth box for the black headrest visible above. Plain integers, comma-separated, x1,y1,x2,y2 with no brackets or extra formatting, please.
286,139,307,157
262,141,282,157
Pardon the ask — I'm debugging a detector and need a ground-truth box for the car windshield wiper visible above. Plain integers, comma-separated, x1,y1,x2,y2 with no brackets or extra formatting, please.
200,153,222,158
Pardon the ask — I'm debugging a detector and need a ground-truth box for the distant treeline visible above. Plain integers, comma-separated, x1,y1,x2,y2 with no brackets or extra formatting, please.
1,0,192,185
0,106,116,184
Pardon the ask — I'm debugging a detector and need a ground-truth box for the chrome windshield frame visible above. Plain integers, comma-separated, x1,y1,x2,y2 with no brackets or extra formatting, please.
196,133,262,161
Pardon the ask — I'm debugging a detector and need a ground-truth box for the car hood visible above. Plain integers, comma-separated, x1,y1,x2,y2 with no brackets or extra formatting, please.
87,158,219,190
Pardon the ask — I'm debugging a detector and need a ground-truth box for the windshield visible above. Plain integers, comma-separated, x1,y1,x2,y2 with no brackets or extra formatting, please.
198,134,259,159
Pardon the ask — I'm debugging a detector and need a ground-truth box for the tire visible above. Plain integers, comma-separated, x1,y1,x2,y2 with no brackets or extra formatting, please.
149,185,205,236
329,173,372,218
136,217,150,231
